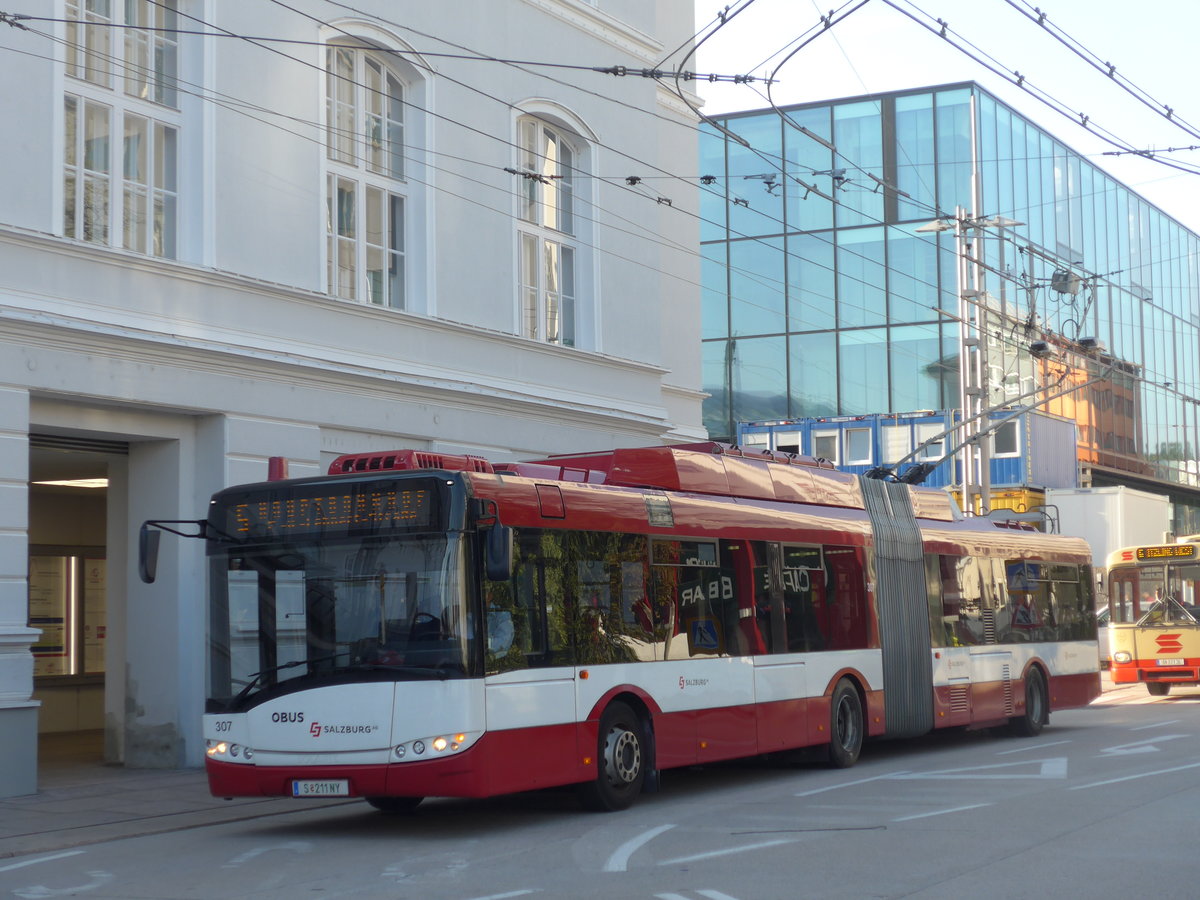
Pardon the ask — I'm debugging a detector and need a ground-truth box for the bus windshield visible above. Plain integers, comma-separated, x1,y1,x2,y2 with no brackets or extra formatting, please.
206,533,475,709
1109,562,1200,625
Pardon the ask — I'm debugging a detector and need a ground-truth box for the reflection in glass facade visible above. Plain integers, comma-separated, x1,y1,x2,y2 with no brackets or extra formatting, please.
700,83,1200,531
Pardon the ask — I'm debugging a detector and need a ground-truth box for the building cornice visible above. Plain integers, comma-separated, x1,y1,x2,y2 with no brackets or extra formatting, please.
0,227,668,376
517,0,663,62
1,306,671,432
0,227,676,434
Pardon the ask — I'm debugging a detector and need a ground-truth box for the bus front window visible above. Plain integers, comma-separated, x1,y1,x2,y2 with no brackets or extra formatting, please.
208,534,473,708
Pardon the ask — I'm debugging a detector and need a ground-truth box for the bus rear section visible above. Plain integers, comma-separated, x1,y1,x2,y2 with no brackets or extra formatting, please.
1107,541,1200,696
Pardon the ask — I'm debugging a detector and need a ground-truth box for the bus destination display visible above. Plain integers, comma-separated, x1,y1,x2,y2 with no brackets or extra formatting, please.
1136,544,1196,560
218,479,440,540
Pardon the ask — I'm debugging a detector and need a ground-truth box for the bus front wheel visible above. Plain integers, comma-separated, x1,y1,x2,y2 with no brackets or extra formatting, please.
828,679,863,768
579,701,646,812
1147,682,1171,696
366,796,423,814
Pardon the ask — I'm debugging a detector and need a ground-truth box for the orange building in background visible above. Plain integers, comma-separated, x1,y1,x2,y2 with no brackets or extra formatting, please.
1039,345,1149,479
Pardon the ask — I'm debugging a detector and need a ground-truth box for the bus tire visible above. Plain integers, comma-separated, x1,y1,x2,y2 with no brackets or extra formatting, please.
578,701,645,812
1147,682,1171,696
1009,668,1047,737
828,679,863,769
365,796,423,814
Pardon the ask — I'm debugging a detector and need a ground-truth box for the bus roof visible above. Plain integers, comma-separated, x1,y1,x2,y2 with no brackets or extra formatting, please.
327,442,960,521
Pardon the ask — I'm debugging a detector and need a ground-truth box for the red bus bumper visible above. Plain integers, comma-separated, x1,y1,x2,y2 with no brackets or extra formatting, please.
206,724,592,800
1110,658,1200,685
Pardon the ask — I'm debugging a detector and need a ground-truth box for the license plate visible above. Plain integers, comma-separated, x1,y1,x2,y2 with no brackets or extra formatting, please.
292,779,349,797
1156,658,1185,666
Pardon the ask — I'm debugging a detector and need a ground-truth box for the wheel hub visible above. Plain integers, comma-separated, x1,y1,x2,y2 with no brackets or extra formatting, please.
603,728,641,785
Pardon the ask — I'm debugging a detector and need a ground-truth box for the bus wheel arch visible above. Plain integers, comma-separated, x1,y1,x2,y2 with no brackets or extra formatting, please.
1009,663,1049,737
578,696,651,811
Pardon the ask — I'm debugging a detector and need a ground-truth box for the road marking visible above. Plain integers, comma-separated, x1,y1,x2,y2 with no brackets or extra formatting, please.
893,803,991,822
890,758,1067,780
794,771,910,796
995,739,1071,755
222,841,312,868
13,870,111,898
696,891,741,900
1099,734,1188,756
461,891,539,900
602,824,676,872
0,852,85,874
1070,760,1200,790
1130,719,1181,730
659,838,795,865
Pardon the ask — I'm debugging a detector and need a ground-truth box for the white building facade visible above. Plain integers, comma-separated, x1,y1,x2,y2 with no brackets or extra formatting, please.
0,0,703,795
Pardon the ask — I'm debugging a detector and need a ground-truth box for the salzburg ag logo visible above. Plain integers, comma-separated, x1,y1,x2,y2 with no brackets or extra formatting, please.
308,721,379,738
1156,633,1184,654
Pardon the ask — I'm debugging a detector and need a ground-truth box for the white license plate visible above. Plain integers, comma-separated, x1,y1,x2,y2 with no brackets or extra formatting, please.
292,779,349,797
1156,658,1185,666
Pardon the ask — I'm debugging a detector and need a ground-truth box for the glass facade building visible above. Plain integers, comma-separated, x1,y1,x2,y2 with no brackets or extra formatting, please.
701,82,1200,531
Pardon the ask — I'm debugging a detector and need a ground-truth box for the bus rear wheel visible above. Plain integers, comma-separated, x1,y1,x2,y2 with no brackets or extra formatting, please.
828,679,863,768
1147,682,1171,696
1009,668,1047,737
578,701,646,811
365,796,423,814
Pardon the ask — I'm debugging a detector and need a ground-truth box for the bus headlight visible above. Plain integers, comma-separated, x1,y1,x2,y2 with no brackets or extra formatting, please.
390,731,480,761
1113,651,1132,663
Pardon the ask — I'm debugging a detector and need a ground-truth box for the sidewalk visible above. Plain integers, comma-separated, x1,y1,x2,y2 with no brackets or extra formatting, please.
0,732,353,861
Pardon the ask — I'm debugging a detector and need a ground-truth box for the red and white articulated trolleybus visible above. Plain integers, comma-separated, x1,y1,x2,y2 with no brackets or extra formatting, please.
139,443,1099,812
1106,539,1200,696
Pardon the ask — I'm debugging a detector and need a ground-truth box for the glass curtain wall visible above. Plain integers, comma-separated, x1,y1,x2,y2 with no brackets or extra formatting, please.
700,82,1200,529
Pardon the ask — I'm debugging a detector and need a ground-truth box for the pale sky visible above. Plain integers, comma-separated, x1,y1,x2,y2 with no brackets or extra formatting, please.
688,0,1200,232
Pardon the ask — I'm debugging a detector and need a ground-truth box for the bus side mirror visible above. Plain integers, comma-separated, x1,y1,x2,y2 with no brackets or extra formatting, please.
138,524,161,584
485,524,513,581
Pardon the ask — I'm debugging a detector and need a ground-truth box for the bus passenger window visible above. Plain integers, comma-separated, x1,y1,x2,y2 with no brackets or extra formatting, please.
823,546,870,650
939,556,984,646
570,533,647,666
719,540,770,656
484,529,554,674
779,545,824,652
925,555,950,647
650,537,728,660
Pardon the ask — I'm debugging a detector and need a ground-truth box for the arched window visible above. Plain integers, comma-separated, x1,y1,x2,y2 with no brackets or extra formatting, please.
516,113,588,347
325,41,412,309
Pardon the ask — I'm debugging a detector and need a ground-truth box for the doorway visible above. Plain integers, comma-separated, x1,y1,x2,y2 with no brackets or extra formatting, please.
28,434,127,769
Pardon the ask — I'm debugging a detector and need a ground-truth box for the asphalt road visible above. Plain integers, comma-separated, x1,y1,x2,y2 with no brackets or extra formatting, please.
4,682,1199,900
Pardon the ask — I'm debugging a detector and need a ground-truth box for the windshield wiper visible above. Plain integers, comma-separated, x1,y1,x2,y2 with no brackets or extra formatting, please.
235,650,351,701
1136,596,1198,626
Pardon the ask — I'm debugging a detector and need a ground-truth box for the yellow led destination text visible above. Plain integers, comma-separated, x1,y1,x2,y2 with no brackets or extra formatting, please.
1136,544,1196,560
234,489,430,534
